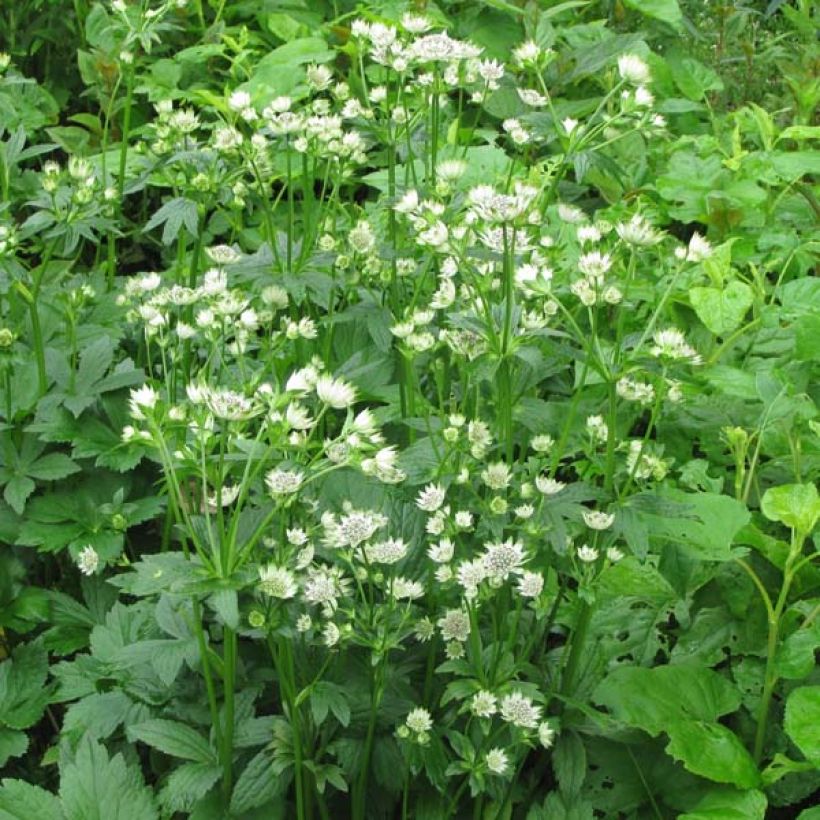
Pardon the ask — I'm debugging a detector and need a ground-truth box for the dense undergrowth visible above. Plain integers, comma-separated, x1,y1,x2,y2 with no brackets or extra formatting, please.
0,1,818,818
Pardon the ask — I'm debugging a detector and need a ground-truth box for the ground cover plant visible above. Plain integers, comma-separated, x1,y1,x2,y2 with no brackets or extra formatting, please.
0,0,818,817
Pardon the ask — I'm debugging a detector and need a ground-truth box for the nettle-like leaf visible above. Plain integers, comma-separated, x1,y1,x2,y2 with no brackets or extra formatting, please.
0,433,80,514
41,336,143,419
0,640,51,767
59,735,158,820
143,196,199,245
15,475,162,561
0,778,65,820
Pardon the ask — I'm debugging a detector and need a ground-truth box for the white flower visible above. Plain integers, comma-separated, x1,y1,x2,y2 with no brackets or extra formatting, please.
437,609,470,642
482,539,527,582
562,117,579,134
77,545,99,576
296,614,312,632
607,547,625,562
617,54,650,85
428,538,454,564
303,566,348,609
486,748,509,775
129,385,158,419
457,559,487,598
471,690,498,718
415,617,435,642
517,571,544,598
518,88,547,107
416,483,446,512
265,468,304,497
481,462,512,490
535,475,565,495
577,544,599,563
364,538,408,564
391,577,425,600
538,721,556,749
323,622,341,647
500,692,542,729
258,565,297,598
315,375,356,409
405,707,433,734
513,40,540,66
686,232,712,261
650,328,701,363
586,415,608,442
228,90,252,111
583,510,615,530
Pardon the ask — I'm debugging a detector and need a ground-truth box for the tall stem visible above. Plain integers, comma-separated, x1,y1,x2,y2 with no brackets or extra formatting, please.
221,626,237,802
560,597,592,697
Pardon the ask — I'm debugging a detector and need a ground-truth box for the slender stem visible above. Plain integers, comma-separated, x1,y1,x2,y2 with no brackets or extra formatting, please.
221,626,237,802
560,597,593,697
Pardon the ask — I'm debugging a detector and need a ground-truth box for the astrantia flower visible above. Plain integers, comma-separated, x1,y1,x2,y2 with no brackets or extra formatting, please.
517,571,545,598
513,40,541,66
405,707,433,734
500,692,542,729
616,214,662,246
319,622,340,647
607,547,625,562
650,328,701,363
415,617,435,642
315,375,356,409
391,577,425,600
265,468,304,497
303,566,348,610
437,608,470,642
518,88,547,107
364,538,408,565
77,545,99,576
577,544,599,563
686,232,712,261
445,640,465,660
535,475,565,495
129,385,159,419
617,54,650,85
205,388,257,420
416,483,446,512
482,539,527,582
327,509,388,549
428,538,454,564
586,415,608,442
538,721,557,749
258,565,297,598
486,748,509,775
471,690,498,718
481,461,512,490
583,510,615,531
457,559,488,599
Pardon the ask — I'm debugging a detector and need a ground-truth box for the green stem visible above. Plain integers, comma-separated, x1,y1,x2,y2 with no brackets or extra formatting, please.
560,597,593,697
221,626,237,802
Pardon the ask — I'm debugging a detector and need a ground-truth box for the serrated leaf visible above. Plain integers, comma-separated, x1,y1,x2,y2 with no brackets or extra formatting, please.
229,749,283,814
26,453,80,481
159,762,221,814
128,719,215,764
59,735,158,820
143,197,199,245
0,728,28,768
0,778,64,820
3,477,34,515
62,691,134,740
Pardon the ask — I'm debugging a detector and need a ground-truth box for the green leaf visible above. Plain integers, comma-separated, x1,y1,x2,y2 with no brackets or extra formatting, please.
553,732,586,797
128,720,215,764
665,721,760,789
690,282,754,336
623,0,682,26
679,787,767,819
62,692,135,740
0,641,50,730
784,686,820,765
761,483,820,534
59,736,158,820
229,749,283,815
159,762,221,814
0,728,28,768
26,453,80,482
0,778,64,820
143,198,199,245
3,477,34,516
